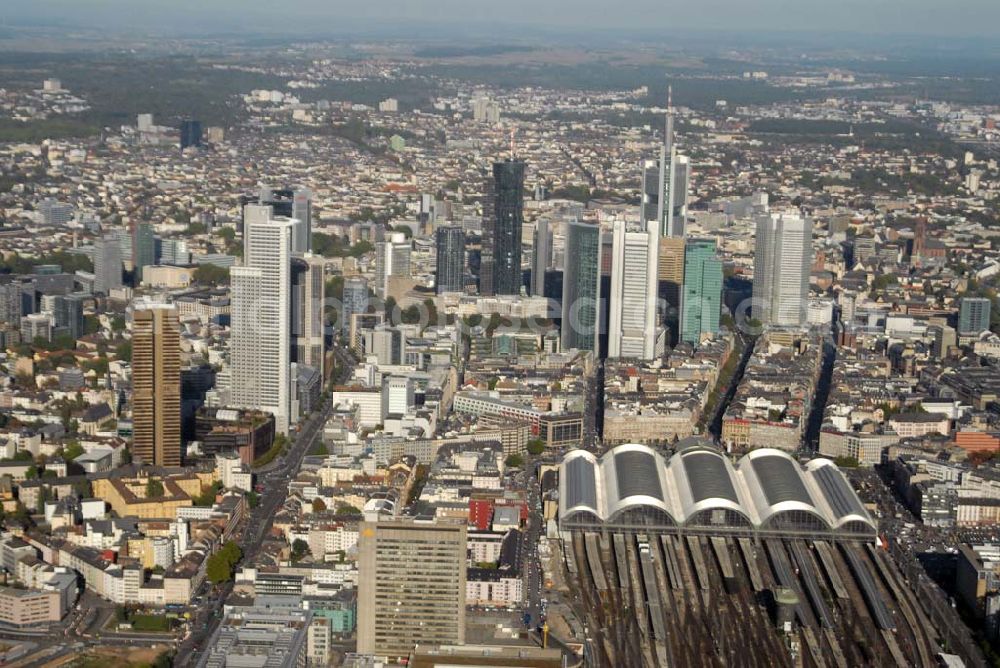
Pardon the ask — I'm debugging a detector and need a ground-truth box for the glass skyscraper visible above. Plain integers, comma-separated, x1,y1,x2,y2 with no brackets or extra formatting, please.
561,219,602,354
482,160,525,296
680,238,722,346
435,225,466,294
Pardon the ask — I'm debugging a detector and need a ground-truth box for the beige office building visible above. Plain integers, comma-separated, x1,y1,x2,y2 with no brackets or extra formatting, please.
132,304,182,467
658,236,686,307
357,520,467,658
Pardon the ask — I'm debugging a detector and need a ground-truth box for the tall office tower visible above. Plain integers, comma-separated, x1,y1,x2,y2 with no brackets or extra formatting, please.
532,218,551,297
561,219,602,354
231,213,295,435
132,222,156,283
93,234,123,295
658,237,686,310
374,233,411,297
46,294,84,340
673,154,691,221
290,254,325,378
482,160,525,296
435,225,466,294
180,119,202,149
342,277,369,335
680,238,723,346
241,188,311,254
608,220,659,359
959,297,992,335
753,213,813,328
132,304,182,467
0,282,23,325
357,520,467,656
640,90,689,238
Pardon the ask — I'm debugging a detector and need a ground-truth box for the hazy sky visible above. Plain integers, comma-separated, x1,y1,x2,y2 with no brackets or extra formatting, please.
3,0,999,38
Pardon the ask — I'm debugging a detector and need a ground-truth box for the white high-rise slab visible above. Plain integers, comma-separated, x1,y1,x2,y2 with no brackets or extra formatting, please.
753,212,813,328
608,219,659,359
231,212,295,434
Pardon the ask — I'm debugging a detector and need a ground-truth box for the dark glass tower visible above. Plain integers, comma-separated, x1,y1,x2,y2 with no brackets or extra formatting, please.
435,226,466,294
482,160,525,296
180,119,202,149
133,222,156,283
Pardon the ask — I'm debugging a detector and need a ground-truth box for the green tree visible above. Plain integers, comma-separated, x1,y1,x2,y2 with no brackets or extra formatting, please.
193,263,230,286
526,439,545,456
505,454,524,468
63,441,84,461
291,538,310,562
145,479,165,498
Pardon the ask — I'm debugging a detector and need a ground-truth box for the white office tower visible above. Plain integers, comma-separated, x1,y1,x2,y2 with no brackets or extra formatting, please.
374,232,411,297
753,213,813,328
532,218,551,297
243,203,306,260
673,154,691,220
231,212,295,435
608,219,659,359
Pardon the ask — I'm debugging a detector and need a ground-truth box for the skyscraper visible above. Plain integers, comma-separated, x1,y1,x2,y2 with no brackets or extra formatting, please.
231,212,295,435
959,297,992,335
482,160,525,296
561,219,602,354
608,220,659,359
680,238,723,346
132,304,181,467
658,236,686,310
532,218,551,297
342,277,369,335
290,254,325,379
241,188,311,254
357,520,467,656
374,233,411,298
180,119,202,149
435,225,466,294
753,213,813,328
641,89,689,239
132,222,156,283
93,235,123,295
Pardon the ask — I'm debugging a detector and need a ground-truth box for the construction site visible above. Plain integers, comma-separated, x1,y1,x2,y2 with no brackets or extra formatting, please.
554,445,956,667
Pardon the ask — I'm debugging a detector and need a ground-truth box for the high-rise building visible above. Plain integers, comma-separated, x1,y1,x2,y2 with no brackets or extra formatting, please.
608,220,659,359
44,294,84,340
680,238,723,346
132,222,156,283
375,233,411,298
959,297,992,335
753,213,813,328
641,91,690,239
561,219,602,354
132,304,182,467
482,160,525,296
0,282,24,325
93,235,123,295
231,212,295,435
532,218,551,297
342,277,369,335
290,254,325,378
180,119,202,149
357,520,467,656
658,236,686,310
241,188,311,254
435,225,466,294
